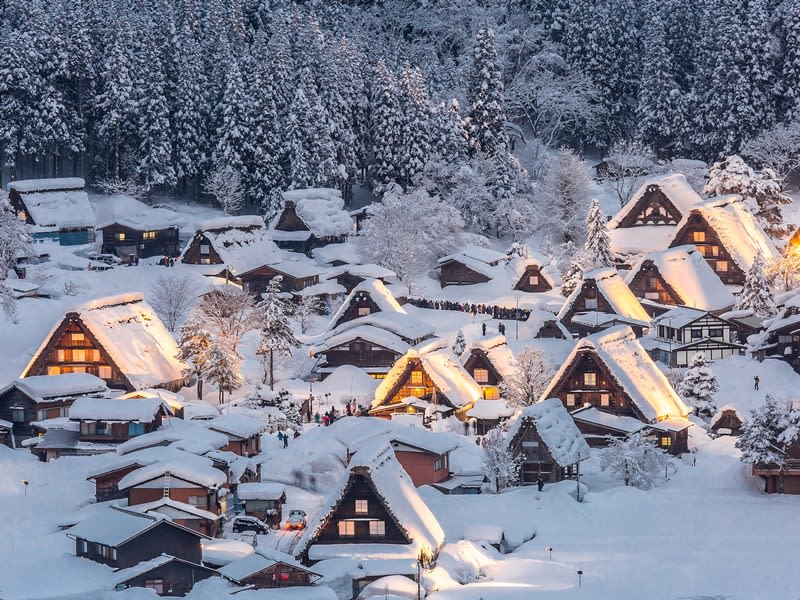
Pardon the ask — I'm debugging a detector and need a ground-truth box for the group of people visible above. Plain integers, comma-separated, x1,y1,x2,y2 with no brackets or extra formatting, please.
407,297,531,321
158,255,176,267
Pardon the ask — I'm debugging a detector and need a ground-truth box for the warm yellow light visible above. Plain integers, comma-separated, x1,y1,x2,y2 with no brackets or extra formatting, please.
789,228,800,247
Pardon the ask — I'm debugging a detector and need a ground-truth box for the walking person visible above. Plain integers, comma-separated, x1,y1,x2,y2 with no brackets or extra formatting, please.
754,375,760,391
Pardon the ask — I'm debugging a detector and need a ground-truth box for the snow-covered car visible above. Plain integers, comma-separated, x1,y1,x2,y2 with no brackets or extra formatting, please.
285,509,306,530
231,515,269,534
86,260,114,271
87,252,123,266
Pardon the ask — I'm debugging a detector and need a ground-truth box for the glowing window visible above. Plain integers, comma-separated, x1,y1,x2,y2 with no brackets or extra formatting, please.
57,349,65,362
355,499,368,514
115,232,126,241
644,292,660,300
99,365,112,379
583,372,597,386
338,520,355,537
143,231,156,240
483,387,500,400
716,260,728,272
473,368,489,383
566,393,576,407
47,366,61,375
660,436,671,448
600,393,610,406
410,371,423,386
70,332,85,343
692,231,705,243
528,275,539,286
72,349,86,362
357,307,371,317
369,521,386,537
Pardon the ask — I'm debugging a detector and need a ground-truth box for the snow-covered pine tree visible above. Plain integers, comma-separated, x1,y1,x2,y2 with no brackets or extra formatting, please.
583,199,614,269
396,64,432,187
372,60,402,189
561,254,584,298
736,251,776,318
176,312,213,399
214,59,247,180
431,99,469,163
94,34,134,180
539,148,592,245
500,346,552,408
468,23,508,157
452,329,466,356
302,72,337,188
737,395,800,469
676,352,720,418
740,0,776,138
256,276,300,389
284,86,314,189
704,155,790,238
0,193,32,318
481,427,520,493
782,0,800,119
636,12,685,152
600,431,673,489
204,343,243,404
280,397,302,427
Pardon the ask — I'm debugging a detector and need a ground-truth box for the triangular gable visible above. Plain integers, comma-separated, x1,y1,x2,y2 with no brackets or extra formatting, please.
625,259,684,306
610,174,702,229
506,398,590,467
558,268,650,325
274,201,310,232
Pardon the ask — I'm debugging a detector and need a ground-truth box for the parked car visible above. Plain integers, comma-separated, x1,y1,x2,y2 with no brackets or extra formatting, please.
231,515,270,534
285,509,307,530
87,252,123,265
87,260,114,272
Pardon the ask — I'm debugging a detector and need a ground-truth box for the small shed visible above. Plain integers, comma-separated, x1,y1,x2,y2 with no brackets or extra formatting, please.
112,554,218,596
8,178,96,245
237,482,287,524
710,405,744,436
218,549,320,588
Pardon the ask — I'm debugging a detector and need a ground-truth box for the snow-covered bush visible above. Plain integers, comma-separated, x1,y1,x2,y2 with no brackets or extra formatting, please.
737,395,800,468
600,432,674,490
256,277,300,389
736,251,776,317
481,428,520,493
676,352,719,418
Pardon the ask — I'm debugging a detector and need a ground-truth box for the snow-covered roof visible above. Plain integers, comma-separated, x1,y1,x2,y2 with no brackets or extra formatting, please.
312,325,411,356
25,293,186,390
236,482,286,501
523,309,571,339
323,263,397,281
542,325,691,422
203,414,265,440
9,178,94,228
295,441,445,560
651,306,716,330
130,497,222,522
202,538,255,566
2,373,107,402
558,267,651,323
187,218,282,273
609,173,702,229
93,195,183,230
570,406,648,433
507,398,590,466
710,404,745,428
65,506,186,546
115,420,229,456
69,397,171,422
625,245,734,311
373,347,483,410
326,311,435,344
218,549,316,583
673,195,779,272
273,188,352,237
388,426,459,455
327,279,407,328
117,455,227,490
506,249,562,288
466,398,515,420
609,225,678,256
438,245,508,268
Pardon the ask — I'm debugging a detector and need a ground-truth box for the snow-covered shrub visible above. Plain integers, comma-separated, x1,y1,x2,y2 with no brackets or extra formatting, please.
600,432,674,490
677,352,719,418
737,395,800,468
481,428,520,493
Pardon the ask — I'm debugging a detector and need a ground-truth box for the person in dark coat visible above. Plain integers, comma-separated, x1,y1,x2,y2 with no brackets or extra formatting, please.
537,477,544,492
283,432,289,448
754,375,760,390
482,322,487,336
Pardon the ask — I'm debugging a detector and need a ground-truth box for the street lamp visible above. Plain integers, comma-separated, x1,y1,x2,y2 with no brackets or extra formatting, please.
21,480,28,496
545,546,553,560
577,570,583,587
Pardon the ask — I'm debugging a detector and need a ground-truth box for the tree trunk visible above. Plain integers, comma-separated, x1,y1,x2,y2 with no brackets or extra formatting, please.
197,377,203,400
269,348,274,391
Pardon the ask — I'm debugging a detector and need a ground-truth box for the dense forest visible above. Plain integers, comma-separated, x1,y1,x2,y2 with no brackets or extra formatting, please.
0,0,797,217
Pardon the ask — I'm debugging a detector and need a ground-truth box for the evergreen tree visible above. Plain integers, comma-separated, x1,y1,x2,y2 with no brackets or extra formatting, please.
95,34,134,180
736,251,776,318
677,352,720,418
65,0,97,176
176,313,213,399
540,148,592,245
452,329,466,356
782,0,800,119
284,86,314,189
372,60,402,189
583,199,614,269
431,99,469,163
0,193,32,318
561,257,584,297
214,59,247,176
256,276,300,390
468,24,508,156
205,343,243,404
396,64,432,187
737,395,800,470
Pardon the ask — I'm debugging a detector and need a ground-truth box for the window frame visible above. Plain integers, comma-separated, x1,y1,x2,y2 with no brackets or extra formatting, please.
354,499,369,515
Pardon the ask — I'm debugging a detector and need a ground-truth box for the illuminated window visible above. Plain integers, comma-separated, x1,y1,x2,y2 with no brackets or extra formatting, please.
358,307,371,317
200,258,211,265
566,393,576,407
646,278,658,289
529,275,539,286
710,245,719,257
473,368,489,383
410,387,426,397
72,349,86,362
585,297,598,310
70,332,85,343
47,366,61,375
600,393,610,407
660,436,671,448
200,244,210,255
644,292,660,300
692,231,705,243
57,349,65,362
370,373,386,379
716,260,728,272
88,349,100,362
99,365,112,379
410,371,423,385
369,520,386,537
583,372,597,386
483,387,500,400
115,232,126,241
355,499,368,514
338,520,355,537
143,231,156,240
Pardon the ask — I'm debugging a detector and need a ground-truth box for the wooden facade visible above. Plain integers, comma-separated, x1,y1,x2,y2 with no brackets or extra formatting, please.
128,478,220,515
371,358,457,418
273,201,347,253
181,232,224,265
390,443,451,487
670,210,745,284
332,290,382,328
99,223,180,259
320,338,401,372
24,315,130,390
462,350,502,400
225,562,316,589
89,463,146,503
208,430,262,458
616,184,683,228
8,186,95,246
508,420,571,484
513,265,553,293
535,320,568,339
73,520,204,569
560,279,616,326
239,265,319,297
79,414,164,444
0,386,74,439
754,313,800,373
312,470,409,548
116,557,218,597
651,312,742,367
752,443,800,494
626,260,683,307
711,409,743,436
437,260,491,287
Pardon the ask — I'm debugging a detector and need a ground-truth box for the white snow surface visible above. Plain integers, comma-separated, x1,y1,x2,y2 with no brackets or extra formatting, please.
8,177,86,193
274,188,352,238
9,178,95,228
65,506,168,546
1,372,108,401
68,396,170,422
93,195,183,230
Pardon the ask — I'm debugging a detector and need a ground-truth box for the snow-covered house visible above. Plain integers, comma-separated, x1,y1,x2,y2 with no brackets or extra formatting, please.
22,293,187,392
0,372,108,440
238,259,323,297
7,177,96,245
111,554,218,596
540,325,692,454
386,428,458,487
710,405,744,436
625,245,734,316
180,216,281,276
452,324,517,402
642,307,744,367
328,279,407,330
201,414,265,457
237,482,287,523
435,245,508,286
218,549,321,589
506,249,561,293
66,506,207,569
523,309,572,339
94,195,183,259
321,263,396,294
294,441,445,564
668,195,778,285
749,297,800,372
506,398,591,484
309,325,410,379
558,268,651,337
370,345,484,421
269,188,352,254
607,173,703,259
131,497,223,537
70,396,173,442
